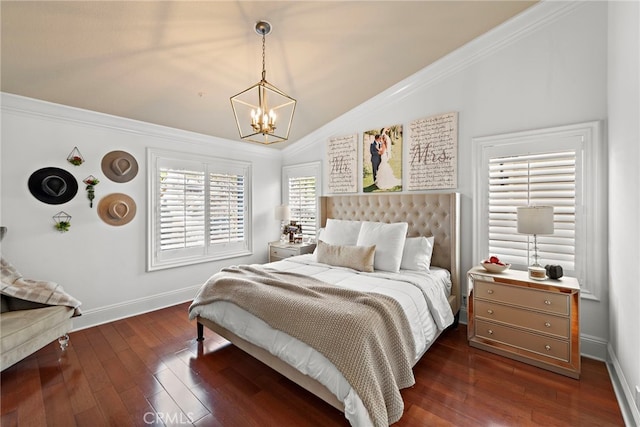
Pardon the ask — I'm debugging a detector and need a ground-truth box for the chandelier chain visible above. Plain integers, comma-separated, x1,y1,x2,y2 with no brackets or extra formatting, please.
261,33,266,81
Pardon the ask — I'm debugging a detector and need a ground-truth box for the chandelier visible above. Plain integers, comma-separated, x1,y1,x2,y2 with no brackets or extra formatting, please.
230,21,296,144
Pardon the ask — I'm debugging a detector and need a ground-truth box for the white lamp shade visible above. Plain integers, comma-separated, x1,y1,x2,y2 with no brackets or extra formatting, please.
517,206,554,235
274,205,290,221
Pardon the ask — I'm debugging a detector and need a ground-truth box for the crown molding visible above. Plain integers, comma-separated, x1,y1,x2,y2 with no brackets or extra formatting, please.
284,0,582,158
1,92,281,159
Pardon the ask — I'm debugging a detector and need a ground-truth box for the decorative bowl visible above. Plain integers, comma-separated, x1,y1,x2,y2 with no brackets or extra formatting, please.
481,261,511,273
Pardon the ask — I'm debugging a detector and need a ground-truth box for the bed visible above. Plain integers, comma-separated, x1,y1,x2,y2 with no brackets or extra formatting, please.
189,193,460,426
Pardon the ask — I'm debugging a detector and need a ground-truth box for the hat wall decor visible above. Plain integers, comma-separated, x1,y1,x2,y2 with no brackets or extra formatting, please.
98,193,136,226
102,150,138,183
28,167,78,205
67,146,84,166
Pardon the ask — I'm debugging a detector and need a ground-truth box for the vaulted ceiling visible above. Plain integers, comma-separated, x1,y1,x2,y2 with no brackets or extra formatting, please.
1,1,536,148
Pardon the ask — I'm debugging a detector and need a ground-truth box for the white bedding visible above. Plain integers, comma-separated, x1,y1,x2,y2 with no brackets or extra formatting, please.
190,254,454,426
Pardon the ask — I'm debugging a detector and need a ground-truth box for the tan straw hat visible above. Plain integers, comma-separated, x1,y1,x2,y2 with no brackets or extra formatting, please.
101,150,138,183
97,193,136,226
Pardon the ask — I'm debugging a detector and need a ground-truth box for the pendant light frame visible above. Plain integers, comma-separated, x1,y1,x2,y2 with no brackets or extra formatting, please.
230,21,296,144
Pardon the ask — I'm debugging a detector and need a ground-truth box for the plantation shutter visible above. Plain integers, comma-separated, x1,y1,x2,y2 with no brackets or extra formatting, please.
488,150,576,273
288,175,317,239
159,165,206,253
210,173,245,244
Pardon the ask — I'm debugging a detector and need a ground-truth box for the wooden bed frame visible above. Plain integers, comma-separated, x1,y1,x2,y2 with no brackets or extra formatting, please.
196,192,460,412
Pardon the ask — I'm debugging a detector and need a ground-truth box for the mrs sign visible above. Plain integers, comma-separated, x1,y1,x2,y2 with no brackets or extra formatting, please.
408,112,458,190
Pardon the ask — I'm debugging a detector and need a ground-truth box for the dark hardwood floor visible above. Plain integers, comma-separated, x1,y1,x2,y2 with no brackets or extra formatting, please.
1,302,625,426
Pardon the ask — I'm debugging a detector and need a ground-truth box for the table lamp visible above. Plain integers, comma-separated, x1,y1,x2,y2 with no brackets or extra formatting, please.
274,205,290,241
517,206,554,280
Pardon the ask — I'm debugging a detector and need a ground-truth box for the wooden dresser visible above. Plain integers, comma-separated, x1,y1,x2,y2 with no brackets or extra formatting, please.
467,267,580,378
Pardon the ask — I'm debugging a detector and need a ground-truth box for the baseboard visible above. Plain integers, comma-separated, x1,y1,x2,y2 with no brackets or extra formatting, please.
71,284,202,331
607,344,640,427
580,332,609,361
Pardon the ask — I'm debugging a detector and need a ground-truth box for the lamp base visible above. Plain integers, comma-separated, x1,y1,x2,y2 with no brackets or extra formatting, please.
528,265,547,280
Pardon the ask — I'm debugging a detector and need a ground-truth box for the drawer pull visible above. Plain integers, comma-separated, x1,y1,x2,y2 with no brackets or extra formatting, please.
487,289,494,294
544,300,552,305
487,329,494,335
545,345,552,351
487,309,494,315
545,322,551,328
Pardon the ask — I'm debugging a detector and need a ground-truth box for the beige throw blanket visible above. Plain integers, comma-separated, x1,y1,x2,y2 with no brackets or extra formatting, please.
1,257,82,316
189,265,416,427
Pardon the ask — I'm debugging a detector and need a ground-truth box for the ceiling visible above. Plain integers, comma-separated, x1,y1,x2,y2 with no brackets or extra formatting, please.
1,1,536,148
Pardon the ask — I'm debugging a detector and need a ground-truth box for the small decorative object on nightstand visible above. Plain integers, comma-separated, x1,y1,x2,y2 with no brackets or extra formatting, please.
268,241,316,262
467,266,580,379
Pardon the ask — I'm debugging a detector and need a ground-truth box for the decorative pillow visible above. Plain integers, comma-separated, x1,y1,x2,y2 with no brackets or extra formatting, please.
322,219,363,246
316,240,375,272
356,221,408,272
400,236,435,271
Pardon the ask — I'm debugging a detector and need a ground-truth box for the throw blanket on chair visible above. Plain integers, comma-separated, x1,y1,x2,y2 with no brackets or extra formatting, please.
189,265,416,427
1,257,82,316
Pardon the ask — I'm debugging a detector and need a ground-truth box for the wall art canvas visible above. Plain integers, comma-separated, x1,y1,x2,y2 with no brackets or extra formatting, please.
363,125,403,193
327,133,358,193
407,112,458,190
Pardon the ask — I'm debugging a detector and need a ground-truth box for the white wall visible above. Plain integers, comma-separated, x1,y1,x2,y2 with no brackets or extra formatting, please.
608,0,640,424
284,1,610,357
0,94,283,330
1,1,635,418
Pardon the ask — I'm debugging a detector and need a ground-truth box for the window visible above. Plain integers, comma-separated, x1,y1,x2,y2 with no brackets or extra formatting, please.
282,162,321,240
488,150,577,273
473,121,605,299
148,149,251,270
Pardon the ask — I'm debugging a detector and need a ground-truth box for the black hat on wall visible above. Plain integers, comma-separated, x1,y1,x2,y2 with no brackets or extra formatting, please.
28,167,78,205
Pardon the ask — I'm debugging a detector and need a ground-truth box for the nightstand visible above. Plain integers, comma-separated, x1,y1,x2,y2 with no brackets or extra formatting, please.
467,267,580,379
268,241,316,262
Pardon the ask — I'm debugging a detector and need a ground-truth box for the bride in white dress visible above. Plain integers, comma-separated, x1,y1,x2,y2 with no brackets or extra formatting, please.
375,129,401,190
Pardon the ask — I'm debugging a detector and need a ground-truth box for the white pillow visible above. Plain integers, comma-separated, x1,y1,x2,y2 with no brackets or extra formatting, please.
356,221,408,272
400,236,435,271
322,219,362,246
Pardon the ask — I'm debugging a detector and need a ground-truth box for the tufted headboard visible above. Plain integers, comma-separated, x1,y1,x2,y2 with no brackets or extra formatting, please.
320,193,460,315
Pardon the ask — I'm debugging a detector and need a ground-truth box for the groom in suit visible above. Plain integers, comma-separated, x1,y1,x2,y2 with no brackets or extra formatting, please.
370,134,382,182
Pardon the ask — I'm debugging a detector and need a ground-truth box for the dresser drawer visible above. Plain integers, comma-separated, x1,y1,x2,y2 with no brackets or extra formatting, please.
475,300,570,339
269,246,298,259
475,280,569,315
475,319,570,362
